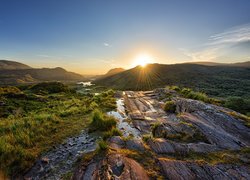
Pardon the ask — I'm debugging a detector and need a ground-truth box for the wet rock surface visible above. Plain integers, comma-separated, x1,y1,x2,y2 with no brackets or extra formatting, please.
121,90,250,179
159,158,250,180
74,153,149,180
24,131,97,180
28,89,250,179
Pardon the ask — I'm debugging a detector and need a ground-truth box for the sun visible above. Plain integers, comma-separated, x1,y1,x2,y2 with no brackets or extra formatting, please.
133,53,153,67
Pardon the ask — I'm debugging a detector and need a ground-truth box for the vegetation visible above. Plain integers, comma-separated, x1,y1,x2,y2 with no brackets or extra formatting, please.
30,82,70,94
168,85,250,115
97,140,109,152
227,111,250,127
164,100,176,113
0,82,117,176
94,63,250,99
103,128,122,140
118,148,164,179
89,109,117,132
174,147,250,165
224,97,250,115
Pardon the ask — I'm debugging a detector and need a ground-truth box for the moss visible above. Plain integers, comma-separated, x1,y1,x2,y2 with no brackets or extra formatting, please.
164,100,176,113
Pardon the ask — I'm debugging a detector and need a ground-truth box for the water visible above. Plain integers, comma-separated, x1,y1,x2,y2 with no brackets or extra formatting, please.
77,81,94,87
24,131,98,180
107,98,141,139
24,96,139,179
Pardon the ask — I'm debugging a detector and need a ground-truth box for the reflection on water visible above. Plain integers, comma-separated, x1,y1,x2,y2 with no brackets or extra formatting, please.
77,81,94,87
107,98,141,139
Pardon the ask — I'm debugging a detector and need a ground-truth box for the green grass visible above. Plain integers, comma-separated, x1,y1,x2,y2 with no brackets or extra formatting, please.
97,140,109,152
0,83,117,177
103,128,122,140
164,100,176,113
172,147,250,165
89,109,117,132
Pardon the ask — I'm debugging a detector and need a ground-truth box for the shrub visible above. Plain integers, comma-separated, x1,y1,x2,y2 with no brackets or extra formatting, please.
224,97,250,115
164,100,176,113
169,85,181,92
30,82,69,94
0,87,22,95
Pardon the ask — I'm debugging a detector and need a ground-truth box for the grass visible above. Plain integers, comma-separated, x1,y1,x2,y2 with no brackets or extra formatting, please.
89,109,117,132
0,83,117,177
228,111,250,127
164,100,176,113
103,128,122,140
97,140,109,152
172,147,250,165
168,86,221,105
117,148,164,179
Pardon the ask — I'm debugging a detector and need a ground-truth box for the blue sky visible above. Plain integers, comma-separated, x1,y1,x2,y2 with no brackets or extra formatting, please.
0,0,250,74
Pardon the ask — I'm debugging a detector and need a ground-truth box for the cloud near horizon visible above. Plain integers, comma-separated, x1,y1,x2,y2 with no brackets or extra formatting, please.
182,24,250,62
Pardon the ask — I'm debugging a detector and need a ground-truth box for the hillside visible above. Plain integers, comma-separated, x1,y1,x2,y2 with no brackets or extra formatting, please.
94,63,250,98
0,60,31,70
0,61,84,85
102,68,125,78
188,61,250,67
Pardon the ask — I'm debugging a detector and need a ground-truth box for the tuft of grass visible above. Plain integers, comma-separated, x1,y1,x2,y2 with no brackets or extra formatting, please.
142,134,153,142
164,100,176,113
103,128,122,140
89,109,117,132
97,140,109,152
228,111,250,127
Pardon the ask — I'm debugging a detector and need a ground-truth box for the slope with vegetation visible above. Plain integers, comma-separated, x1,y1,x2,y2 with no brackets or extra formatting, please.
0,60,84,85
94,63,250,98
0,82,116,177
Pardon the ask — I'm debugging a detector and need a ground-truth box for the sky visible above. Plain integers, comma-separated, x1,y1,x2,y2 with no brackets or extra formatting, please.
0,0,250,74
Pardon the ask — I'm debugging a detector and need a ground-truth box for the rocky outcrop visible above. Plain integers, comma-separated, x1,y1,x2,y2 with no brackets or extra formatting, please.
148,138,221,154
174,98,250,150
109,136,145,151
74,153,149,180
159,158,250,180
122,90,250,179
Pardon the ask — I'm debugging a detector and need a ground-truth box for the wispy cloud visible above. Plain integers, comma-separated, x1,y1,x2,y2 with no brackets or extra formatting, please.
103,42,111,47
182,24,250,62
208,24,250,45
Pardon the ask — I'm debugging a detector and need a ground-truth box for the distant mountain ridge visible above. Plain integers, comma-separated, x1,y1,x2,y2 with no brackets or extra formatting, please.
94,62,250,98
102,68,125,78
0,60,32,70
187,61,250,67
0,60,84,85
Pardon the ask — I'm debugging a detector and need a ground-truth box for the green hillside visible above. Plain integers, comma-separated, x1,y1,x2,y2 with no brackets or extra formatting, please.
94,63,250,98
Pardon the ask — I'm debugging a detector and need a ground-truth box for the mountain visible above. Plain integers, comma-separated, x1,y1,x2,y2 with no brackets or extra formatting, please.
0,60,84,85
0,60,32,70
101,68,125,78
94,63,250,98
188,61,250,67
